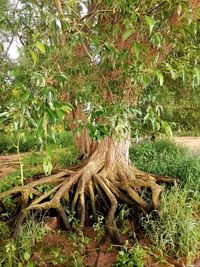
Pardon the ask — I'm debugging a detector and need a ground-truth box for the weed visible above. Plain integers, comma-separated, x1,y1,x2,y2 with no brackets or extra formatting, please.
71,251,85,267
93,215,105,242
4,241,17,267
116,204,131,235
65,207,80,228
115,241,145,267
56,147,79,167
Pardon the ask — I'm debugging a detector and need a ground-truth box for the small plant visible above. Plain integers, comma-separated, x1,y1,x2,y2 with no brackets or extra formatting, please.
115,241,145,267
116,204,131,235
3,241,17,267
93,215,105,242
71,251,85,267
56,147,79,167
49,247,71,265
65,207,80,228
68,231,90,254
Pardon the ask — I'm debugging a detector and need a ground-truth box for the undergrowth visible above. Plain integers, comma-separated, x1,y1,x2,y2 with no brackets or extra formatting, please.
130,139,200,194
0,218,48,267
142,187,200,264
0,131,73,155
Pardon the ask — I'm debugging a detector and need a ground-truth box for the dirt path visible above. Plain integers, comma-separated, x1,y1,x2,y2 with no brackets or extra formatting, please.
0,152,30,179
173,136,200,153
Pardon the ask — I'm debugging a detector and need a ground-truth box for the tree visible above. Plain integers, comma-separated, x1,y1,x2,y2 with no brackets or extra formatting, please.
0,0,199,241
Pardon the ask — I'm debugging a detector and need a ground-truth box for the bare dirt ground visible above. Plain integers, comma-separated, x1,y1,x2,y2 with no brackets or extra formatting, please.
173,136,200,153
0,152,30,179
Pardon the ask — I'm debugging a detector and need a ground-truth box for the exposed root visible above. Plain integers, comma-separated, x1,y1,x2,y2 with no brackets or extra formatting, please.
0,159,175,242
88,179,97,219
94,174,120,242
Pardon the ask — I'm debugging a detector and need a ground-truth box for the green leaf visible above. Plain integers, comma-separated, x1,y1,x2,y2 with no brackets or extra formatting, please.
23,251,31,261
123,29,134,41
145,16,156,34
35,42,46,53
132,41,140,60
104,42,114,51
43,155,53,176
194,67,200,85
177,4,182,16
60,105,72,113
30,50,38,66
155,71,164,86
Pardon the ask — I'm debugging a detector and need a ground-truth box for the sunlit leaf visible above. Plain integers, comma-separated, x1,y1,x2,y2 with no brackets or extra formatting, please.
30,50,38,66
35,42,46,54
145,16,156,34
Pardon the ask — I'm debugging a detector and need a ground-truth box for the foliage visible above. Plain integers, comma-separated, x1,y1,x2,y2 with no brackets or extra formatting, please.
0,130,74,155
0,221,10,239
142,188,200,263
0,219,48,266
115,241,145,267
130,139,200,193
0,0,199,144
93,215,105,242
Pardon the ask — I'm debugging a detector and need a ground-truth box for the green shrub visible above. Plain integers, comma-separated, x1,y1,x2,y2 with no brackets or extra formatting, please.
142,188,200,263
55,147,79,167
0,134,13,154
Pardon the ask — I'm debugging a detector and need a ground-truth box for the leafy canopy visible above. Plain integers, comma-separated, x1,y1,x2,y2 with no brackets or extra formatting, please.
0,0,199,141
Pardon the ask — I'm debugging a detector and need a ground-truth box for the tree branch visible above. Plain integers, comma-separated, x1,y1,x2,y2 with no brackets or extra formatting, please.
144,1,167,15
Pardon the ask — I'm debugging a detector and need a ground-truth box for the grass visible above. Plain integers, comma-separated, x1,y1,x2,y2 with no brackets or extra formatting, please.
142,187,200,264
130,139,200,194
0,130,74,155
130,139,200,264
174,129,200,137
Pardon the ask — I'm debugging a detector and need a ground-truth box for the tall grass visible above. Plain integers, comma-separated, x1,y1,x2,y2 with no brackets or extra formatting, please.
142,188,200,263
130,139,200,263
130,139,200,194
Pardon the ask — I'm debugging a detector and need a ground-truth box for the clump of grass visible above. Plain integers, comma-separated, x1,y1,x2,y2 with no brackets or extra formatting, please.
130,139,200,193
174,130,200,137
142,187,200,264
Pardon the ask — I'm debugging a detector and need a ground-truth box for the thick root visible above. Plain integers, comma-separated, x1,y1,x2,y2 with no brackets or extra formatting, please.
0,160,174,241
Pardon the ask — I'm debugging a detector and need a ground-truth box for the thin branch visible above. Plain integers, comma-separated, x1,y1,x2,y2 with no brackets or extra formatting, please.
4,36,14,58
82,43,93,62
81,9,118,21
144,1,167,15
